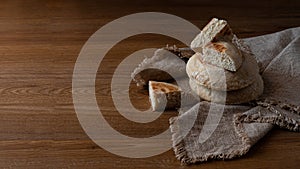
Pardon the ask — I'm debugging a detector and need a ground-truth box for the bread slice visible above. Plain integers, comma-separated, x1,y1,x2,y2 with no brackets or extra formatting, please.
189,75,264,104
190,18,233,54
149,81,181,111
186,52,259,91
148,80,199,111
202,41,243,71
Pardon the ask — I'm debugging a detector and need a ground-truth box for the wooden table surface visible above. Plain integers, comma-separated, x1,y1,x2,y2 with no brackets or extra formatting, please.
0,0,299,168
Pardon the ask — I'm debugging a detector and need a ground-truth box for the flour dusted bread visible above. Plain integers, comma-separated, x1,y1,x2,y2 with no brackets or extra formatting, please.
190,18,233,54
186,52,259,91
189,75,264,104
187,17,264,104
190,18,242,72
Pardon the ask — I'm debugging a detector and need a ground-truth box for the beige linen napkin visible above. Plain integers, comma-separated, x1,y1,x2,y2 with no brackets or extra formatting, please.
169,27,300,164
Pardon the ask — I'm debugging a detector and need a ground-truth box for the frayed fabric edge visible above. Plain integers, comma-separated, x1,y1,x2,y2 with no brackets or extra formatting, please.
257,98,300,116
169,115,252,165
169,99,300,165
242,103,299,132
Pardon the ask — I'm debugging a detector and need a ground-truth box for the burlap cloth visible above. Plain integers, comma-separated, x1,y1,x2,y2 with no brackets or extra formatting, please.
169,27,300,165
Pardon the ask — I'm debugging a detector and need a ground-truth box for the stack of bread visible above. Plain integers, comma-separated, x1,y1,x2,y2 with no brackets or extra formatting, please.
186,18,264,104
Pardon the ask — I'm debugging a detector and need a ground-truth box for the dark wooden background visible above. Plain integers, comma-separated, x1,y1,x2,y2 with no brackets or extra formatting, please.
0,0,299,168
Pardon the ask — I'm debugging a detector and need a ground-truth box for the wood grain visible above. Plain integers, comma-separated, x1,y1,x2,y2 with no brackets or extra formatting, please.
0,0,299,168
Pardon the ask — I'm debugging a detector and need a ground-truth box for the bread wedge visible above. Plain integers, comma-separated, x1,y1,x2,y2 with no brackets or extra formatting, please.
202,41,243,71
149,80,199,111
190,18,233,53
149,81,181,111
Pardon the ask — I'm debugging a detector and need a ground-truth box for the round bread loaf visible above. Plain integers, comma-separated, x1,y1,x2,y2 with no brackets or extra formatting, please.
186,52,259,91
189,75,264,104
